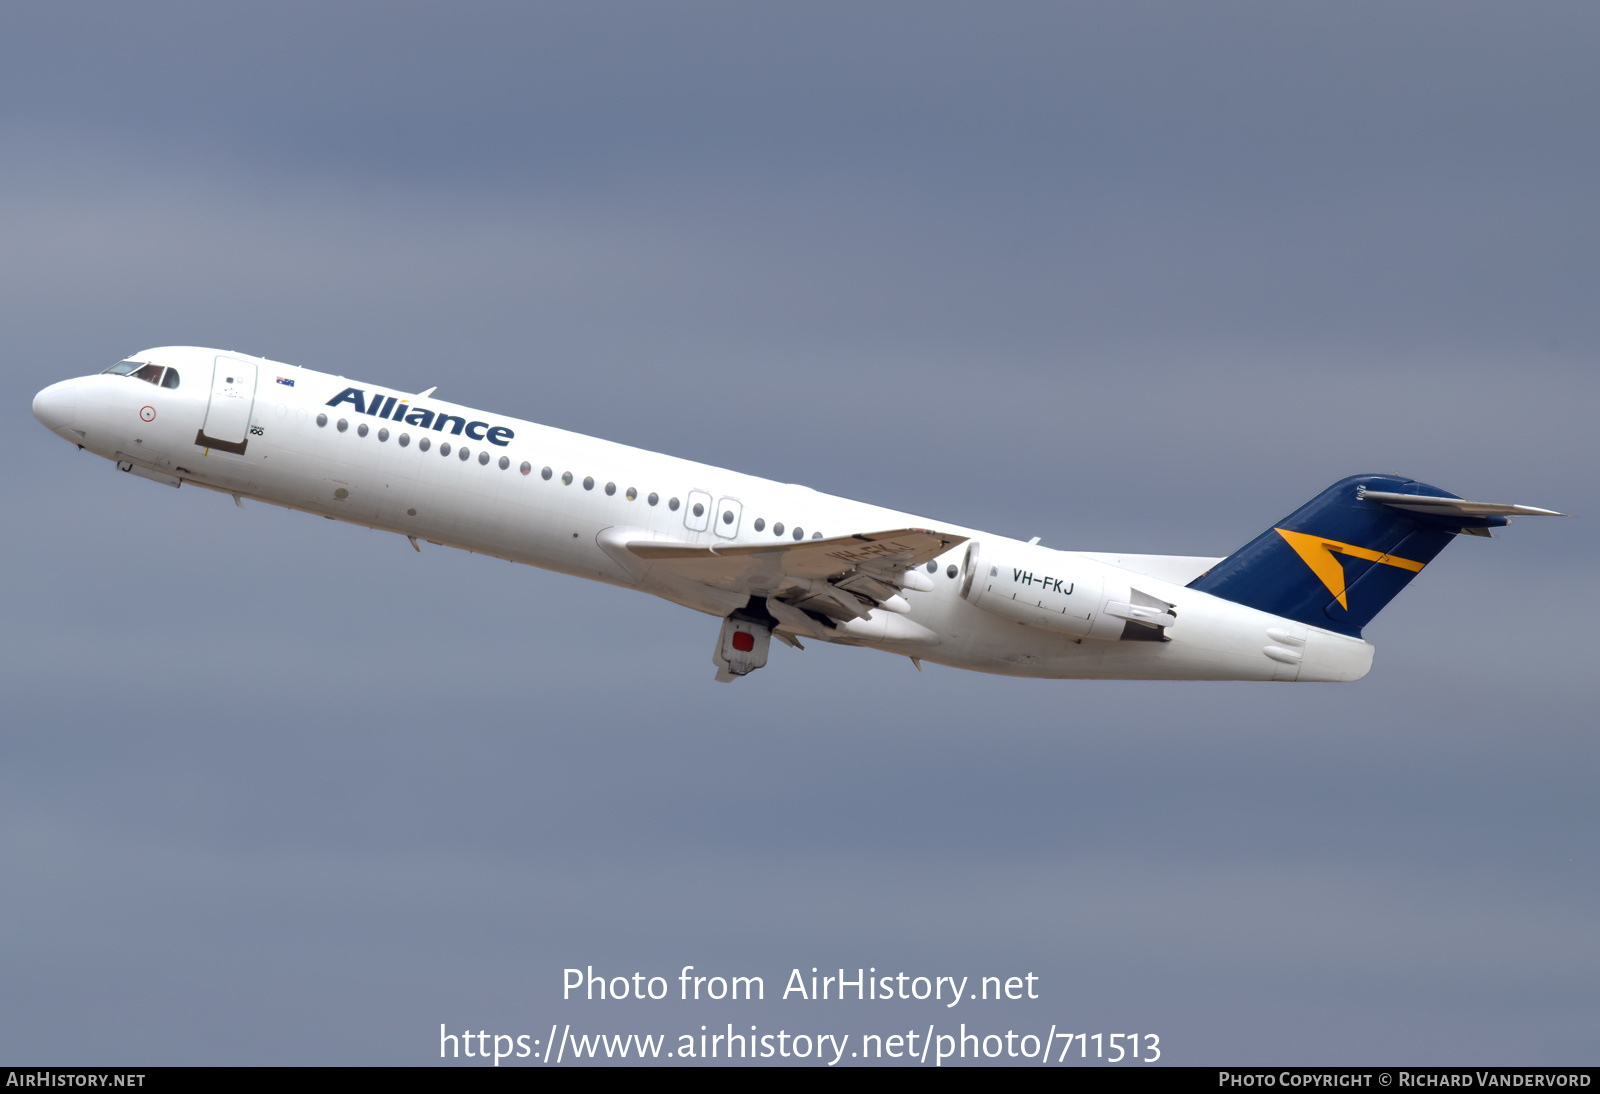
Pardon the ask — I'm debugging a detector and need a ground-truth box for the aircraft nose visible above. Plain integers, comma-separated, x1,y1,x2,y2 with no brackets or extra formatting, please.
33,379,78,433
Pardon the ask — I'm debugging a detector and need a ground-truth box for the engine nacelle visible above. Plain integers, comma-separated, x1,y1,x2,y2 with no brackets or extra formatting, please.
959,541,1175,642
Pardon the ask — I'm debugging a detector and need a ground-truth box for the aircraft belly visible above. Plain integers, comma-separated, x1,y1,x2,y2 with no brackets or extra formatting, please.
885,592,1337,681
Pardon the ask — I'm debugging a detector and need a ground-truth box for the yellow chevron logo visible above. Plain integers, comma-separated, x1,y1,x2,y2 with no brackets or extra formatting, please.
1274,528,1426,609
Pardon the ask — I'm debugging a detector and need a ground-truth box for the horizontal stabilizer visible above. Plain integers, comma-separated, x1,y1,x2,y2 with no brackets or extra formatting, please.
1357,489,1566,518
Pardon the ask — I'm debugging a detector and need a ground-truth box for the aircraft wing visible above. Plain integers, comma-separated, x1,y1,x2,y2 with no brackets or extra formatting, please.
628,528,963,584
620,527,967,627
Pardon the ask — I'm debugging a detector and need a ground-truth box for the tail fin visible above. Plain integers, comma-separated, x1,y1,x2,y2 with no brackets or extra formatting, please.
1187,474,1562,637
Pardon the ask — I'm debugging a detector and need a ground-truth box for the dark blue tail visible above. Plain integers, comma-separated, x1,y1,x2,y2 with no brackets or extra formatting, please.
1187,474,1506,637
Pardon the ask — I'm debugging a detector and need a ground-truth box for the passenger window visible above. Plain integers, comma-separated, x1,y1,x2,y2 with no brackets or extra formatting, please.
161,368,180,389
684,490,712,531
357,423,368,437
378,428,389,442
419,437,431,451
773,522,784,536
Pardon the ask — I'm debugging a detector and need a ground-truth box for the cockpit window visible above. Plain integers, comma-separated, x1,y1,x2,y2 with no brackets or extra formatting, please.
103,360,172,387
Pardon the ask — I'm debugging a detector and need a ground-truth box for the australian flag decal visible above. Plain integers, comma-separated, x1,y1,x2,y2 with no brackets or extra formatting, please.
276,376,295,386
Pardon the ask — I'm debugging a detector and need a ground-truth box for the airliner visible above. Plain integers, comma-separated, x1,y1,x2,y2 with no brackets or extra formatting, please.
32,347,1563,682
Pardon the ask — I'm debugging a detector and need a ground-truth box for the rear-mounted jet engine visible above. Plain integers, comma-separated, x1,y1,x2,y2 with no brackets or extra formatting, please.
959,542,1177,642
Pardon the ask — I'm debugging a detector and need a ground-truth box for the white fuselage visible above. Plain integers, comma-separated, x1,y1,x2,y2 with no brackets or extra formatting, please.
33,347,1375,682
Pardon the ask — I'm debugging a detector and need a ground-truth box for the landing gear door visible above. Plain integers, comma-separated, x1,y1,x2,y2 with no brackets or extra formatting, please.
197,356,259,455
713,616,771,682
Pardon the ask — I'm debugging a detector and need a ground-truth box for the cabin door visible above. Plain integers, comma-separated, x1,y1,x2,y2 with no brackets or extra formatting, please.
196,356,259,454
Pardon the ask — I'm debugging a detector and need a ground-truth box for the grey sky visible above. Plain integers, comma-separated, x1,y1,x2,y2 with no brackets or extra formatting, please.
3,2,1596,1064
